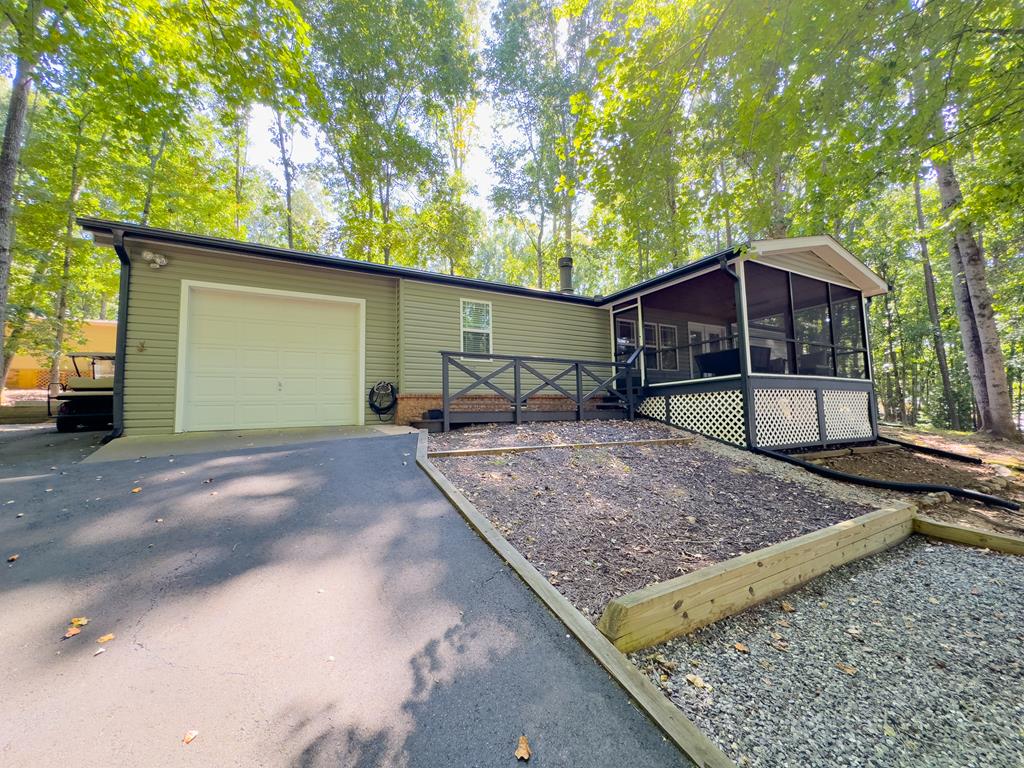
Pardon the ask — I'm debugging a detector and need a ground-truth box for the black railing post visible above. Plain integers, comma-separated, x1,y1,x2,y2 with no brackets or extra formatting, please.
626,360,636,420
441,352,450,432
575,362,583,420
513,359,522,424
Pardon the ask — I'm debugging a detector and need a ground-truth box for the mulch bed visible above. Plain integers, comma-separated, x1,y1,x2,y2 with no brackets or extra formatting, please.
435,435,876,620
817,448,1024,536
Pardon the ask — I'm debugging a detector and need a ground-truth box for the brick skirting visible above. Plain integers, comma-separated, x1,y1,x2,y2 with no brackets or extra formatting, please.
395,393,585,425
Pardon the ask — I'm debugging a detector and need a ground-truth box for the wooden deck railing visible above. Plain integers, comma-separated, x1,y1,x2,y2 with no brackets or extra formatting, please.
439,348,643,432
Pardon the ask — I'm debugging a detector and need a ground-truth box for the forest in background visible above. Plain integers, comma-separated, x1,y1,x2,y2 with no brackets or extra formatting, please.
0,0,1021,436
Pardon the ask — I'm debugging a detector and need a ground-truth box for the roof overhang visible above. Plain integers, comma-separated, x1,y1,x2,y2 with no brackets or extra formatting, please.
746,236,888,297
78,217,601,306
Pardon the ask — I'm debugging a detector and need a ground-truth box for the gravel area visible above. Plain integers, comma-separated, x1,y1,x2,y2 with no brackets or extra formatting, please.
428,419,684,451
434,422,880,620
636,538,1024,768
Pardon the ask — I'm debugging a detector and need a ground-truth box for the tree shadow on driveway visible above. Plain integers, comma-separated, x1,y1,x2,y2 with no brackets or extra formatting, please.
0,432,688,767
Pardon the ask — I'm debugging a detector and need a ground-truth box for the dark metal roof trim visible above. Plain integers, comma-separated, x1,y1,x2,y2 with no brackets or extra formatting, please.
77,217,601,305
597,245,744,305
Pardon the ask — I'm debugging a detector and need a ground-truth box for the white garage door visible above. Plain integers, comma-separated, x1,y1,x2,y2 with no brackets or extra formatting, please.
178,284,363,432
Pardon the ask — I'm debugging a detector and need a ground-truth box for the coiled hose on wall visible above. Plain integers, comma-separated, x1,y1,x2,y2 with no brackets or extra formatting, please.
751,445,1020,512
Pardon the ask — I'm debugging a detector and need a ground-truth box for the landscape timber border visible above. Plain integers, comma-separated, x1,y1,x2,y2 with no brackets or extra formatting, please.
597,503,918,653
427,435,693,459
415,430,735,768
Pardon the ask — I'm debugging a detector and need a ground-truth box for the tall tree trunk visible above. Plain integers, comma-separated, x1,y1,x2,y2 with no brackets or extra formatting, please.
882,288,906,423
140,129,169,225
49,124,86,386
535,209,546,289
935,160,1017,438
947,239,988,429
0,56,35,367
1,255,48,386
914,174,959,429
233,113,247,236
273,111,294,249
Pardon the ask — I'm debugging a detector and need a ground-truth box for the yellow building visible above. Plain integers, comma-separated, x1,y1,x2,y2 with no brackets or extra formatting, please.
4,320,117,389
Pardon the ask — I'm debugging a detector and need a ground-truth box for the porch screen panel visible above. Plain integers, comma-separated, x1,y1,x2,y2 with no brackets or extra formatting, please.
745,262,795,374
744,262,869,380
791,274,834,376
830,284,868,379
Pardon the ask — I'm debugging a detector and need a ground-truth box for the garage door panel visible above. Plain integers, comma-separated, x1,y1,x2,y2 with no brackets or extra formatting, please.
187,403,238,430
282,350,319,369
238,348,280,369
191,346,238,369
283,377,318,397
181,286,362,432
190,375,239,398
237,377,281,397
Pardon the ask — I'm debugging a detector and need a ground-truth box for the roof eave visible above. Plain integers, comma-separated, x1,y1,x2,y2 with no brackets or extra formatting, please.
77,217,602,306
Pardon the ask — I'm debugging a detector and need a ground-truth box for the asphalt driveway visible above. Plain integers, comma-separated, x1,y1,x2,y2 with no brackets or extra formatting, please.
0,426,687,767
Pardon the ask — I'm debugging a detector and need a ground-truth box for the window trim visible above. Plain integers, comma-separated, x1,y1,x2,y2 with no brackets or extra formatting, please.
460,298,493,355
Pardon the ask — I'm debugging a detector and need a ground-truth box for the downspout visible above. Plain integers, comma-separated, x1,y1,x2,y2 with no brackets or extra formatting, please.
720,253,753,448
103,228,130,443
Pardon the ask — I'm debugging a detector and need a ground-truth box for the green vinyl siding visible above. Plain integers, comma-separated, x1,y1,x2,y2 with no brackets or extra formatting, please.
399,279,612,394
122,242,398,434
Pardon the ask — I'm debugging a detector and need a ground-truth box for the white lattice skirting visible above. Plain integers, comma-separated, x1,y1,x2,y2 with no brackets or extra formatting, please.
753,388,819,447
823,389,872,441
640,390,746,446
637,396,667,421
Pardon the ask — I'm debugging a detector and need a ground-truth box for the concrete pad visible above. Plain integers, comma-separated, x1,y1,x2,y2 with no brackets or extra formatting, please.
84,424,418,463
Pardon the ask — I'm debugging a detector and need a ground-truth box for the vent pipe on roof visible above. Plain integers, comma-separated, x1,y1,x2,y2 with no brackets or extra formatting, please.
558,256,574,294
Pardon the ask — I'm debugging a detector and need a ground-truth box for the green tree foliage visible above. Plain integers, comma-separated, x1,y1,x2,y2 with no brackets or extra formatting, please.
2,0,1022,435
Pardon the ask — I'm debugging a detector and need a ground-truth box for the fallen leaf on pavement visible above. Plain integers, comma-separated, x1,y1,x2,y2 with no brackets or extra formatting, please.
131,487,142,494
97,633,115,644
776,619,791,628
883,723,897,738
514,735,531,761
64,627,81,639
835,662,857,676
846,626,862,637
7,553,19,562
70,617,89,627
780,601,796,613
183,730,199,745
734,642,750,654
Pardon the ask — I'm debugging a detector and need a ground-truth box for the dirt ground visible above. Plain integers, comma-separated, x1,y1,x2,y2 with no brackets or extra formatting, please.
881,423,1024,470
433,423,878,620
818,447,1024,536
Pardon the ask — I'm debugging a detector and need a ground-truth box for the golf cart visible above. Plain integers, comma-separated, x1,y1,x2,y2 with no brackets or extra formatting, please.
47,352,115,433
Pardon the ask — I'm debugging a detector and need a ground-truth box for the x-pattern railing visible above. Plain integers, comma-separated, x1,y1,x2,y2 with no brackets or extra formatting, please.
439,348,643,431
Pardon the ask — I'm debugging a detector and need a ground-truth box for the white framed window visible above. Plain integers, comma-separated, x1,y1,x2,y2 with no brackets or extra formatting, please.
659,324,679,371
643,322,659,370
615,317,637,357
461,298,492,354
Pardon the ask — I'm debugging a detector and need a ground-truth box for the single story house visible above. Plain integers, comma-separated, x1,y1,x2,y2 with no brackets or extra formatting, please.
78,218,888,450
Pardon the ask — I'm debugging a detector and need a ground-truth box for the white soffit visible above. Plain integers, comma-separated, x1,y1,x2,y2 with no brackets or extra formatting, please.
748,236,888,297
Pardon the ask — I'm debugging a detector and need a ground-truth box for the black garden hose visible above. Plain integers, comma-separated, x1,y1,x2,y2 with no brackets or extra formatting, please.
876,435,984,465
368,381,398,421
752,445,1020,512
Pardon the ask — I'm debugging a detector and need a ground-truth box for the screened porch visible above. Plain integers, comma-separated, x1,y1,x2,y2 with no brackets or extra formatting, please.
625,251,879,450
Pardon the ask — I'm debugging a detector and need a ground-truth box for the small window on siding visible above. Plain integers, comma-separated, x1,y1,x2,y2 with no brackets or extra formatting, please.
461,299,492,354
